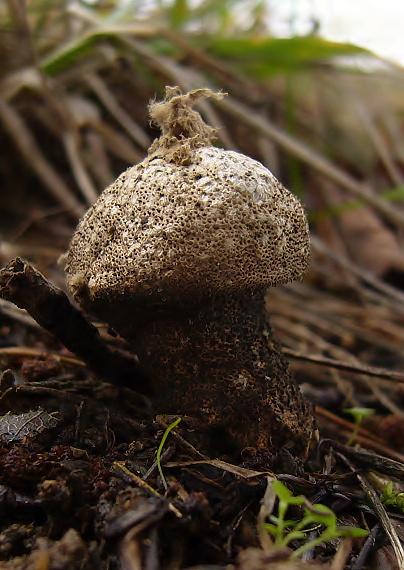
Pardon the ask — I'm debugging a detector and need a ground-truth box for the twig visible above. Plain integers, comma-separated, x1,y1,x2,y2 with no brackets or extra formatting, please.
0,346,84,366
111,461,182,518
0,258,150,394
321,440,404,479
155,416,208,461
351,524,381,570
284,348,404,384
337,452,404,570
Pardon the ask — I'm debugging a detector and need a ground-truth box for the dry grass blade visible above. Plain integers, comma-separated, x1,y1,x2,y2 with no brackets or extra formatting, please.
312,235,404,306
256,476,277,551
78,19,404,228
161,27,256,96
361,377,404,418
215,96,404,228
330,537,354,570
81,129,115,188
284,349,404,384
344,82,403,187
91,121,145,164
1,68,43,100
165,459,274,480
0,346,85,366
193,97,238,150
0,94,85,218
84,73,151,150
62,130,99,204
339,453,404,570
317,409,404,462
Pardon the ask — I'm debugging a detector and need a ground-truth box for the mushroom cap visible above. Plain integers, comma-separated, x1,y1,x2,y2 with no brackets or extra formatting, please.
65,146,310,307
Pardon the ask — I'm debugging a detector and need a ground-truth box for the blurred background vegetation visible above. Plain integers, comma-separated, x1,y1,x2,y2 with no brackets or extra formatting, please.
1,0,404,438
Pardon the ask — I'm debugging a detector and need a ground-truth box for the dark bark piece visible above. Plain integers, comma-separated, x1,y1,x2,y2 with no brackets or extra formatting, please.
0,258,150,394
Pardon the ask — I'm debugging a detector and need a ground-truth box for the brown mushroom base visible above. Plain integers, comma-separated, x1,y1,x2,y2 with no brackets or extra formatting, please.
126,290,314,456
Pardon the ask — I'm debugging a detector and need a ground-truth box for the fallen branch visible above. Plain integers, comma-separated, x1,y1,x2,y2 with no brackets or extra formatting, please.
0,258,151,394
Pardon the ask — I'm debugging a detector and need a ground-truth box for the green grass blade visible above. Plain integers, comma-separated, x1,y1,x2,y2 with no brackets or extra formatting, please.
156,417,182,491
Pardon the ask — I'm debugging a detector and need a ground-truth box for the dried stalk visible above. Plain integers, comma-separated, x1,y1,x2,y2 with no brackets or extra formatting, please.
62,130,99,204
0,94,85,218
284,348,404,384
338,452,404,570
84,73,151,150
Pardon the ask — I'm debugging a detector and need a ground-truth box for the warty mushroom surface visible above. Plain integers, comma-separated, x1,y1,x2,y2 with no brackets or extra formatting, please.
65,87,314,456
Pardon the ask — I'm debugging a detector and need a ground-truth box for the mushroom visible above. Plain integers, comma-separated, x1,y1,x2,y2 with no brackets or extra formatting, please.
65,87,313,455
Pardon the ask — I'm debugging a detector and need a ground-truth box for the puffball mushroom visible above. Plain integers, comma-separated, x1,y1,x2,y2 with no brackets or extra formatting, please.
65,87,314,455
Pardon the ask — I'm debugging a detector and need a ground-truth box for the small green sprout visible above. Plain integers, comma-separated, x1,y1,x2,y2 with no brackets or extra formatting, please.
380,482,404,513
156,417,182,491
265,480,368,559
343,407,375,446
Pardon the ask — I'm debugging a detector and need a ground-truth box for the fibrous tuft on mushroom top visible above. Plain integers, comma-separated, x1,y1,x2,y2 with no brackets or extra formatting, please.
64,87,313,456
65,87,309,308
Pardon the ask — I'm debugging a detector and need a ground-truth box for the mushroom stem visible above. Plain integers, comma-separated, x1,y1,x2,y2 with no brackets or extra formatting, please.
120,290,313,455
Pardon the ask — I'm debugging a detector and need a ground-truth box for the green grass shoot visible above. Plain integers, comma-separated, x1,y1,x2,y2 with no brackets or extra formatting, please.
156,417,182,491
